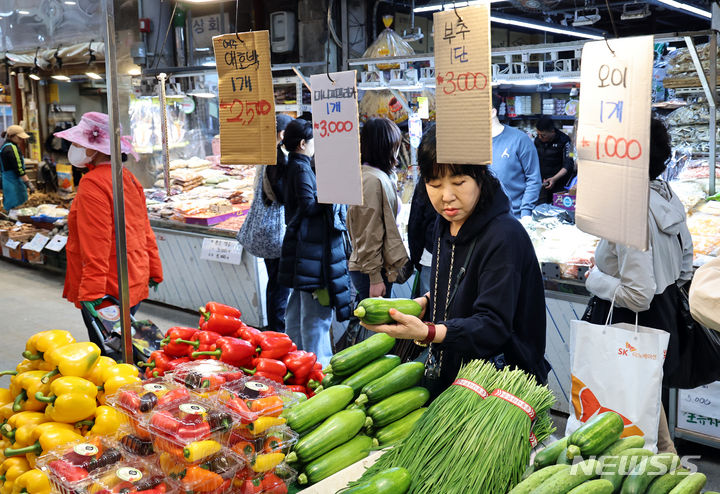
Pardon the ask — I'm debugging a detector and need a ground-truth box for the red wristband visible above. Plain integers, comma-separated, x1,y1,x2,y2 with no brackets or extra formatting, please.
422,322,436,345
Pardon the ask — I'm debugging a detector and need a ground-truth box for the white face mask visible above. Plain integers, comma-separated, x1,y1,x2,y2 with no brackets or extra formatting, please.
68,144,94,168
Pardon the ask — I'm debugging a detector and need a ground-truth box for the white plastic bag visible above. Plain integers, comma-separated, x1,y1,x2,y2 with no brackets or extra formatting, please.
566,316,670,452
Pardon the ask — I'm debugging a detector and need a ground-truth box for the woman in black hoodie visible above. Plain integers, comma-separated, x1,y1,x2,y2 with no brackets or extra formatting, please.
362,124,550,393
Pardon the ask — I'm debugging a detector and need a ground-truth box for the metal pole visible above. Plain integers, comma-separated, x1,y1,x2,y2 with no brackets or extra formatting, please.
711,7,719,196
103,0,133,363
157,74,171,195
341,0,349,71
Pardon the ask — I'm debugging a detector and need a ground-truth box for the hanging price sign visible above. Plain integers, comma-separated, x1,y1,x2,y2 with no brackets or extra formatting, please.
433,5,491,165
576,36,653,250
213,31,277,165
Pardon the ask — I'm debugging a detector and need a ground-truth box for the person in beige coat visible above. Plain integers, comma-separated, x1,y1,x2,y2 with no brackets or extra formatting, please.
348,118,409,301
690,257,720,331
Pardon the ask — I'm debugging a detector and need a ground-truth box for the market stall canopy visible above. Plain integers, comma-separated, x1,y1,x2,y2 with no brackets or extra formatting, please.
1,42,105,69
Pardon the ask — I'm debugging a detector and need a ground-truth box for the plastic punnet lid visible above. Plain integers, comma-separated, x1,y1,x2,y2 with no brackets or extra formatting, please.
172,449,245,494
107,377,188,416
169,360,245,391
228,425,298,462
233,462,297,493
215,376,298,424
116,424,155,458
37,437,124,488
83,461,167,494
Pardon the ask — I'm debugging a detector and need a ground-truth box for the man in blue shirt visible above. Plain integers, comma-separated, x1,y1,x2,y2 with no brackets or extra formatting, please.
490,94,542,219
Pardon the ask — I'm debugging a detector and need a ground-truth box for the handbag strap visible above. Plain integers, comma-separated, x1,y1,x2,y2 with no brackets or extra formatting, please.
447,237,479,310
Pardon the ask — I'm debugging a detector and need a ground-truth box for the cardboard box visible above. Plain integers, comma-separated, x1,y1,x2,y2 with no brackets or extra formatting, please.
553,193,577,211
8,244,24,261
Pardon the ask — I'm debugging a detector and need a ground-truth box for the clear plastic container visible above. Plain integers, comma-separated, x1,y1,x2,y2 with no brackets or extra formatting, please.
168,360,245,400
83,461,169,494
161,448,244,494
233,463,297,494
117,424,155,458
227,425,298,467
215,376,298,424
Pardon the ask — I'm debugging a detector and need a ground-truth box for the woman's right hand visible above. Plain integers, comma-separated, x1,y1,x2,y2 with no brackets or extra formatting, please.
414,293,428,320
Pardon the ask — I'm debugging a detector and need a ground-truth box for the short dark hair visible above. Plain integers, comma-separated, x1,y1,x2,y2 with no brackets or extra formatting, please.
282,118,313,152
536,117,555,132
361,118,403,174
492,93,502,112
418,123,499,212
649,117,671,179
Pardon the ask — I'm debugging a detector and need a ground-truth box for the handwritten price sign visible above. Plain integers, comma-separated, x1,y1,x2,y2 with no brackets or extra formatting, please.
575,36,653,250
310,71,363,206
213,31,276,165
434,6,491,165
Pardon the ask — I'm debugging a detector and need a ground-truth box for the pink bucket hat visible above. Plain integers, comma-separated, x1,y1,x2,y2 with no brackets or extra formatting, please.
54,112,138,161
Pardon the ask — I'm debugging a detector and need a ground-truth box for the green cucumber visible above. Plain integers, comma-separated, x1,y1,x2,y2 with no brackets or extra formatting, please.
356,361,425,406
509,464,571,494
599,449,655,493
600,436,646,458
667,472,706,494
567,412,625,460
325,333,396,376
621,454,680,494
339,467,412,494
366,387,429,428
534,437,569,469
287,409,370,464
647,468,690,494
353,298,422,325
557,446,572,465
374,407,426,445
341,355,401,397
568,479,615,494
530,459,601,494
298,434,375,485
285,385,354,433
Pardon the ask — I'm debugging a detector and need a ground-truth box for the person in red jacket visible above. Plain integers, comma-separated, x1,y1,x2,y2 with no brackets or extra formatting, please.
54,112,163,347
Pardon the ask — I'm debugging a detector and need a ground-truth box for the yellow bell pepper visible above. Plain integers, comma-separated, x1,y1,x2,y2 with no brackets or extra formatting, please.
12,469,50,494
4,424,83,458
0,406,13,423
78,406,122,437
99,364,138,383
34,377,97,424
22,457,35,471
23,331,76,361
10,373,53,413
41,343,100,383
85,357,117,387
0,414,45,444
98,375,141,404
0,458,29,494
12,422,75,449
0,391,11,412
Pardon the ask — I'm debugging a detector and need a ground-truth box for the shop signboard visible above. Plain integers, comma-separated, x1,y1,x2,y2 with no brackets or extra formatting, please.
433,5,491,165
213,31,277,165
576,36,653,250
310,70,363,206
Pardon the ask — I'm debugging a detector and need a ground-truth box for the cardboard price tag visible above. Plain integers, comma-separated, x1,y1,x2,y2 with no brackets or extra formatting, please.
22,233,50,253
200,238,242,265
576,36,653,251
5,239,19,250
213,31,276,165
310,71,363,206
433,5,491,165
45,235,68,252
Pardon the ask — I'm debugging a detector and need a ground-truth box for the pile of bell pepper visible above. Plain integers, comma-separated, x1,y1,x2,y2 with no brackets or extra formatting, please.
0,330,132,494
138,302,325,397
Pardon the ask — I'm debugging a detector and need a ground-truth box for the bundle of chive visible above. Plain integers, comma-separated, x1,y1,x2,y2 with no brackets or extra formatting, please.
354,360,555,494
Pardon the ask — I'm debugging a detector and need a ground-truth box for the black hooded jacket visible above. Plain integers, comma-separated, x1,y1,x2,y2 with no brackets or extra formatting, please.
427,182,550,390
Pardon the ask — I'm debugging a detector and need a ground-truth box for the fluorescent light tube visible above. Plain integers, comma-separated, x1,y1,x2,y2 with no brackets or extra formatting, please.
28,74,40,81
51,75,71,81
85,72,102,80
653,0,710,17
490,15,605,39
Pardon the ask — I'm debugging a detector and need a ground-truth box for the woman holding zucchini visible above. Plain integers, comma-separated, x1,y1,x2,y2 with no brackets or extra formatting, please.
361,124,550,394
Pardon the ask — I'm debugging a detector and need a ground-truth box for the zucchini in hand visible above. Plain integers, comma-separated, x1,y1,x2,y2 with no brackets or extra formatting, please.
354,298,423,325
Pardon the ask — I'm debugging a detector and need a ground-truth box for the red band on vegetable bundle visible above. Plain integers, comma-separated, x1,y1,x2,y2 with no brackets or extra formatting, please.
490,389,537,421
452,379,489,399
529,432,538,448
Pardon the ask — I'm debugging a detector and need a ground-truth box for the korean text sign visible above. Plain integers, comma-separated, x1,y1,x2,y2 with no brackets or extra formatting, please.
310,71,363,206
213,31,277,165
433,6,491,165
576,36,653,250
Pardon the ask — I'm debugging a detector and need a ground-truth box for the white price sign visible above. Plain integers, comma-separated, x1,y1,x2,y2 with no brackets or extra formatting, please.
22,233,50,253
45,235,68,252
678,382,720,418
5,239,19,250
200,238,243,265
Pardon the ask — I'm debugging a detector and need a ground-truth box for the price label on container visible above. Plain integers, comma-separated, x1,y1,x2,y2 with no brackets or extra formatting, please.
310,70,363,206
213,31,277,165
200,238,242,265
22,233,49,252
576,36,653,250
45,235,68,252
5,239,19,250
433,5,491,165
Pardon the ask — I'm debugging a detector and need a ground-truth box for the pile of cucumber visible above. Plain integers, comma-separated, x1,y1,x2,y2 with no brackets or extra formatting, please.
510,412,713,494
283,333,430,486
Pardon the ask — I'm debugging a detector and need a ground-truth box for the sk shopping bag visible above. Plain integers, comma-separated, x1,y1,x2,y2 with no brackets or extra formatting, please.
566,319,670,452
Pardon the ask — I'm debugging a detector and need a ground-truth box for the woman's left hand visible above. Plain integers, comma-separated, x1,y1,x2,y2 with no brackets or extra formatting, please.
361,309,430,341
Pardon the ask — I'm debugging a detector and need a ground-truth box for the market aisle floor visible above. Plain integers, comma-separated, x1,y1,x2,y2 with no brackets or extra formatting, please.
2,260,720,488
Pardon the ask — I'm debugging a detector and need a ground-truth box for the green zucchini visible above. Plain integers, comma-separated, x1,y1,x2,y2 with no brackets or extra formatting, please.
530,459,601,494
287,409,370,464
557,446,572,465
356,362,425,406
567,412,625,460
374,407,426,445
667,472,706,494
600,436,646,458
325,333,396,376
620,453,680,494
285,385,354,433
509,464,570,494
523,465,536,480
647,468,690,494
568,479,615,494
366,387,429,428
534,437,569,469
599,448,655,493
321,373,344,388
353,298,422,325
341,355,401,397
298,434,375,485
339,467,412,494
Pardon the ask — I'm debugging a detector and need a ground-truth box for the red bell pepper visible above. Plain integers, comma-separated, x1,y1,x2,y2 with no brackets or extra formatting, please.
306,367,325,389
163,357,191,375
262,473,288,494
282,351,317,384
174,331,223,359
161,327,198,357
157,387,191,407
191,337,254,368
235,325,262,345
251,358,287,377
253,371,284,383
255,332,293,360
289,342,298,352
286,385,307,394
137,351,172,378
200,314,245,336
240,478,264,494
199,302,242,322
